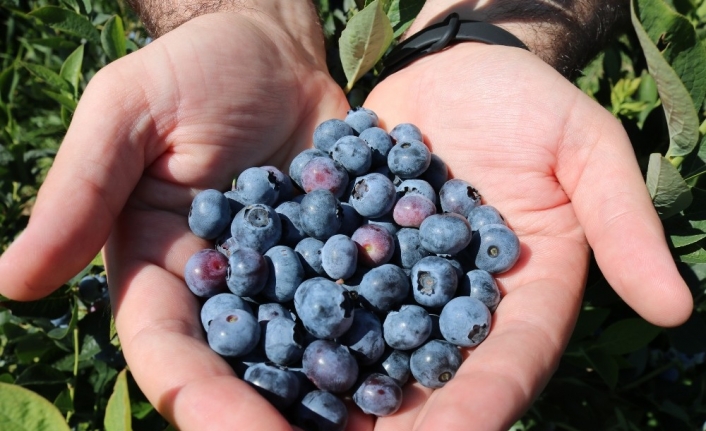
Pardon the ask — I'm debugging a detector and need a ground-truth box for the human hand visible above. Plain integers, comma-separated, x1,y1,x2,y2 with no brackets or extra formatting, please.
356,16,694,431
0,4,350,430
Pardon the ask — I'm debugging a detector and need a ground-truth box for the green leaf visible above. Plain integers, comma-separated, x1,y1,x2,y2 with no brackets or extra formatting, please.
60,44,84,96
646,153,693,219
670,231,706,247
0,382,71,431
339,0,394,92
53,389,73,415
104,369,132,431
43,90,78,112
583,347,619,389
14,364,68,386
101,16,127,61
22,63,71,93
679,246,706,262
47,301,78,340
30,6,100,43
386,0,425,37
570,307,611,342
596,318,662,355
631,0,702,159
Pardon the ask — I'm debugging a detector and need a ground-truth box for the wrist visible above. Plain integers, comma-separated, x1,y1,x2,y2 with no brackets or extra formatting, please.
404,0,629,79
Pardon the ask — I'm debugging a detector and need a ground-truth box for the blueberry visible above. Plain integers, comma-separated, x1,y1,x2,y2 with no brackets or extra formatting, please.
200,293,252,330
467,205,506,232
226,247,268,297
290,148,327,188
359,127,393,168
371,349,411,386
353,373,403,417
321,234,358,280
295,390,348,431
233,167,280,206
470,224,520,273
275,201,307,247
313,119,356,153
409,339,462,389
392,228,431,269
439,179,481,217
294,278,354,339
387,139,431,179
389,123,423,144
383,304,432,350
184,249,229,298
262,245,304,303
345,107,379,134
78,275,104,303
224,190,245,216
207,310,260,357
338,309,385,365
300,156,349,198
261,165,294,203
418,213,472,255
230,204,282,253
364,213,399,236
244,363,300,410
263,316,305,365
349,173,396,218
295,237,326,277
188,189,231,240
439,296,491,347
357,264,410,313
459,269,501,312
302,340,359,393
410,256,458,308
337,202,363,236
299,190,343,241
330,135,372,176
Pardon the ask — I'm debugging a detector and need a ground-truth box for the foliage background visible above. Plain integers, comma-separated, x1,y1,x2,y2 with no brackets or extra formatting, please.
1,0,706,430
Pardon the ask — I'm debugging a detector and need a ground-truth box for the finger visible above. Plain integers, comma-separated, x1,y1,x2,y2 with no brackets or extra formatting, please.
556,99,693,327
0,55,162,301
411,235,586,431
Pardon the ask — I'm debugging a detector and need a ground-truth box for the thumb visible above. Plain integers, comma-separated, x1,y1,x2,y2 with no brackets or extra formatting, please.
0,55,163,301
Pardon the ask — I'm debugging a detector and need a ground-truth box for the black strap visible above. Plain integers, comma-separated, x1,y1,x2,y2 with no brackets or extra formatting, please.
377,13,529,81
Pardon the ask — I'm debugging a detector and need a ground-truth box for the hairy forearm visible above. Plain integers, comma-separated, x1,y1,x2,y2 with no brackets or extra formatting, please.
127,0,320,40
407,0,630,79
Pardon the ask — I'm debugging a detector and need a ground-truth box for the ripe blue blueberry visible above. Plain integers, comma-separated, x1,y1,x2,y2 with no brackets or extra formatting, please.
372,349,411,386
439,178,481,217
230,204,282,253
261,165,294,203
345,107,378,134
313,119,356,153
207,309,260,357
467,205,506,232
357,264,410,313
338,309,385,365
383,304,432,350
294,237,326,277
330,135,372,176
257,303,293,322
263,316,305,365
470,224,521,273
439,296,491,347
262,245,305,303
409,339,462,389
233,167,280,206
188,189,231,240
302,340,359,393
275,201,307,247
418,213,472,255
295,390,348,431
321,234,358,280
459,269,501,312
349,173,396,218
294,277,354,340
392,228,431,269
387,139,431,179
420,153,449,192
389,123,423,144
359,127,393,168
243,362,300,410
226,247,268,297
200,293,252,330
353,373,403,417
299,189,343,241
410,256,459,308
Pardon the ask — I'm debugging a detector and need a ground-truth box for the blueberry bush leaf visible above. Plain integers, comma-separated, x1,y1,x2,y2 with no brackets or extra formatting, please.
29,6,100,43
646,153,693,219
631,0,702,162
386,0,425,37
0,382,71,431
59,44,84,97
596,318,663,355
339,0,394,92
104,368,132,431
101,15,126,61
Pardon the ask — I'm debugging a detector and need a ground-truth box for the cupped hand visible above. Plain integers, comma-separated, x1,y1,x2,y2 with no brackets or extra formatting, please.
0,9,350,431
358,43,694,430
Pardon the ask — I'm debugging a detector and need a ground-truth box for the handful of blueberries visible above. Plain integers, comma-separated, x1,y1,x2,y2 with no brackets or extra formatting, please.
185,108,520,430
